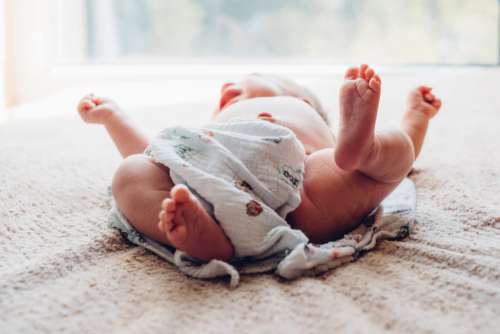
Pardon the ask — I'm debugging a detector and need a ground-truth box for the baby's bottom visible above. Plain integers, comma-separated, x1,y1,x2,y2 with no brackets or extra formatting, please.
112,155,173,245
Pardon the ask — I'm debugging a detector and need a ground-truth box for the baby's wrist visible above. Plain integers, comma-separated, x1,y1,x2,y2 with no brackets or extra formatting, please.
103,108,125,125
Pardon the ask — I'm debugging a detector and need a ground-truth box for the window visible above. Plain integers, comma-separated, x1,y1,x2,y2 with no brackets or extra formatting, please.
78,0,499,65
5,0,499,107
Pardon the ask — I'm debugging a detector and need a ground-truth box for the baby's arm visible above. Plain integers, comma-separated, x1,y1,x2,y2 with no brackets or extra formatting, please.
77,94,149,158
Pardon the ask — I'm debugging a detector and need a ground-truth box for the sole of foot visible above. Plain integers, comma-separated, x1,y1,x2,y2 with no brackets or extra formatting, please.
158,184,234,262
335,64,382,171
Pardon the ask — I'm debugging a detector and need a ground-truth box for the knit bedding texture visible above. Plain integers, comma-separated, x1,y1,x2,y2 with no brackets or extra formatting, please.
1,70,499,333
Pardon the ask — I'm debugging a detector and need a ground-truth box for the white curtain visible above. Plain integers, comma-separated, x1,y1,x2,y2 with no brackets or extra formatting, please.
4,0,52,107
4,0,89,107
0,0,5,110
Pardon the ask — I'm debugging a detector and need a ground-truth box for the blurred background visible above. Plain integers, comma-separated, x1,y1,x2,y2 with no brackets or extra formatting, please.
0,0,498,117
82,0,498,64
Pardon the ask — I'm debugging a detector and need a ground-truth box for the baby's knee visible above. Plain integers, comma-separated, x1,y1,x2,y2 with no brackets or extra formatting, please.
374,130,415,183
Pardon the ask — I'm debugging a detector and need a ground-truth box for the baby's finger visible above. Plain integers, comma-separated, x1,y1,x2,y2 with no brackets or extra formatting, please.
77,99,94,112
80,99,96,111
79,94,94,104
424,93,434,102
92,97,104,105
432,98,442,109
419,86,432,93
88,105,111,119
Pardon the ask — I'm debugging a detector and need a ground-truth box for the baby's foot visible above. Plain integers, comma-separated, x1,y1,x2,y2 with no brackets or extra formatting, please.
406,86,442,119
335,64,382,171
158,184,234,261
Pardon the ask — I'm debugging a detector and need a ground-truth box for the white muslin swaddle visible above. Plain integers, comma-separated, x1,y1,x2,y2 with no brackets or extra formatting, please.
108,120,416,287
146,119,308,259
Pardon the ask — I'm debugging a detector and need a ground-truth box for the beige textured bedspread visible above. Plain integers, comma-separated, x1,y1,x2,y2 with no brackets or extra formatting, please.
1,68,499,333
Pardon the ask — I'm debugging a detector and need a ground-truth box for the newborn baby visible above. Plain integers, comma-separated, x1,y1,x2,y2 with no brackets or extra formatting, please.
77,64,441,263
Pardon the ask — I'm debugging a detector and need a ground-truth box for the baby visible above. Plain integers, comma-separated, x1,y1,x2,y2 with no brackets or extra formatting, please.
78,64,441,263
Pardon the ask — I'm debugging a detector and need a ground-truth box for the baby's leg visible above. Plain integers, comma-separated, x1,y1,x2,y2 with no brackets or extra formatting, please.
335,65,441,183
402,86,442,159
359,86,441,182
290,67,441,242
112,154,234,261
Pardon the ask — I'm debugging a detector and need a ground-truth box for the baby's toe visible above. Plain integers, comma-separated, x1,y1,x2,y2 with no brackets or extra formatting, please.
359,64,369,79
368,75,381,92
162,198,176,212
171,184,191,203
158,216,167,232
365,67,375,81
344,66,359,80
158,211,167,231
158,208,176,232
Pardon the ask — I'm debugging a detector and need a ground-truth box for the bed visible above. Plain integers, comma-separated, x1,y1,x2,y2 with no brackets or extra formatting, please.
1,68,499,333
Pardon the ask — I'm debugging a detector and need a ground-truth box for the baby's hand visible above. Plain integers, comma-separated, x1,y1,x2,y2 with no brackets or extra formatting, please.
77,94,120,124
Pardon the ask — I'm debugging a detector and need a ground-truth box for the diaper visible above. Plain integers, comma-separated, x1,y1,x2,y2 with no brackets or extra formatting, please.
108,120,416,287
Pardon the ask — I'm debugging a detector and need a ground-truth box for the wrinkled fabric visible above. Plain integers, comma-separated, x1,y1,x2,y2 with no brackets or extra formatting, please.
108,120,416,287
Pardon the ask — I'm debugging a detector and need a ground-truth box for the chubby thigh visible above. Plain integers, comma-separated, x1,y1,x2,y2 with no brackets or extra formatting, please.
111,154,174,245
287,148,404,243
